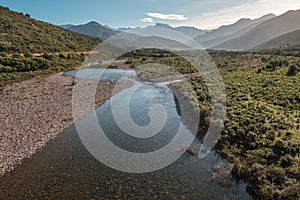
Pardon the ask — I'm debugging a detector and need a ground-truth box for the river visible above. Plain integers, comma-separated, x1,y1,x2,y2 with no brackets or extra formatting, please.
0,68,251,199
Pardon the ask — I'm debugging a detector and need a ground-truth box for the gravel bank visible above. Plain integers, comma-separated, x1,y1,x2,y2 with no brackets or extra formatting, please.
0,73,133,175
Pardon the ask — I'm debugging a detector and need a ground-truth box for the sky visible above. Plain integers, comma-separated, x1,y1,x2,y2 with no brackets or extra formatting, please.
0,0,299,29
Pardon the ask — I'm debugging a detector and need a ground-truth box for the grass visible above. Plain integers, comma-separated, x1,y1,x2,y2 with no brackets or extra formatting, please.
171,58,299,199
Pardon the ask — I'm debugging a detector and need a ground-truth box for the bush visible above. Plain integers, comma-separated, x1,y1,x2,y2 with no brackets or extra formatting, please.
58,53,66,59
266,167,285,186
280,154,294,168
42,53,54,60
0,65,12,72
257,68,262,73
23,52,32,58
287,64,299,76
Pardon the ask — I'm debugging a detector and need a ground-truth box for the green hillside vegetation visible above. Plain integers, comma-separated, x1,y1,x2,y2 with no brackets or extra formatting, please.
0,6,101,91
0,6,100,53
0,52,86,90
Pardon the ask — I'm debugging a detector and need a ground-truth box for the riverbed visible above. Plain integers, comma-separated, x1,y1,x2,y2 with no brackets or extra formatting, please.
0,68,250,199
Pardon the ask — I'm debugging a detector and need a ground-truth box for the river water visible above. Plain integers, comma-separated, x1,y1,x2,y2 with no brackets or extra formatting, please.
0,68,251,199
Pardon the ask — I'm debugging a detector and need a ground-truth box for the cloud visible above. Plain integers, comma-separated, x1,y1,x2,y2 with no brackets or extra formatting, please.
141,18,154,23
147,12,188,21
172,0,300,29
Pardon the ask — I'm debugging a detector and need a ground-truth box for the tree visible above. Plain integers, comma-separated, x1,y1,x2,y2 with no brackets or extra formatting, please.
287,64,299,76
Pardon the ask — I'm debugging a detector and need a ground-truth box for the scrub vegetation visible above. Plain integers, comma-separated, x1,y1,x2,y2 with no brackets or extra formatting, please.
131,49,300,200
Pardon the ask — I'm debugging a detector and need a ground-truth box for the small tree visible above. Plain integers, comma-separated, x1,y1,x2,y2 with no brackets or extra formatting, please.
287,64,299,76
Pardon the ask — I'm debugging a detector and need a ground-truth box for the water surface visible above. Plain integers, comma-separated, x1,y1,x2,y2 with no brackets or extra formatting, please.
0,68,250,199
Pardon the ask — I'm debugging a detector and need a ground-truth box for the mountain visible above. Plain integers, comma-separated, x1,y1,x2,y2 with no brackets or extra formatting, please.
60,24,75,29
106,32,190,50
197,14,276,48
134,36,190,49
64,21,118,40
116,23,208,38
63,21,207,40
0,6,100,53
214,10,300,50
116,27,137,32
149,23,208,38
174,26,208,38
253,29,300,50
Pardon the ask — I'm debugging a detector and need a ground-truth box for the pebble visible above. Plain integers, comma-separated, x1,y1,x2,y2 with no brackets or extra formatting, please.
0,73,133,176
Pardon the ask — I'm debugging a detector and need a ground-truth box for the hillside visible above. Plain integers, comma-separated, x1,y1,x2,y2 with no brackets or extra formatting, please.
199,14,276,48
194,14,276,43
253,29,300,50
0,6,100,53
214,10,300,50
106,33,190,50
64,21,118,40
0,6,102,90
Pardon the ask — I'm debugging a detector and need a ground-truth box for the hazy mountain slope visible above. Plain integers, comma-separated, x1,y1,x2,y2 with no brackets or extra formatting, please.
253,29,300,50
214,10,300,50
0,6,100,53
199,14,276,48
135,36,190,49
66,21,117,40
196,19,257,42
60,24,75,29
116,27,136,32
107,32,190,50
118,23,208,38
151,23,208,38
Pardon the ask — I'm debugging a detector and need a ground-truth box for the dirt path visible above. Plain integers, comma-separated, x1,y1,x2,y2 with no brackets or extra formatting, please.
8,51,100,57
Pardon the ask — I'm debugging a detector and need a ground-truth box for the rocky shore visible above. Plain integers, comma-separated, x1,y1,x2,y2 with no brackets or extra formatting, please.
0,72,133,175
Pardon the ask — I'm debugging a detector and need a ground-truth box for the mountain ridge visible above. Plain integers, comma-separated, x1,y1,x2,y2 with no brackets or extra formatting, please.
63,21,118,40
197,14,276,48
62,22,208,39
214,10,300,50
194,13,276,46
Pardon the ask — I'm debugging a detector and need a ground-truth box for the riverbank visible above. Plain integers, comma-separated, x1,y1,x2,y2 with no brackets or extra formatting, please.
0,72,133,176
171,66,300,199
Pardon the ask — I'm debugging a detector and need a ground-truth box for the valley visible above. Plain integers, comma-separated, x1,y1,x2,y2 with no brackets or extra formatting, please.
0,3,299,200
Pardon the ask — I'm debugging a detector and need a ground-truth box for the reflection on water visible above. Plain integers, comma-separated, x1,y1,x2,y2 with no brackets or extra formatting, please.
97,82,182,153
0,69,250,199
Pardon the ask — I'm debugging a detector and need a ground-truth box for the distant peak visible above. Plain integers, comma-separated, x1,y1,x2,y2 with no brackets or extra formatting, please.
86,21,100,25
262,13,276,17
154,23,172,28
283,9,300,15
238,18,251,21
258,13,276,20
